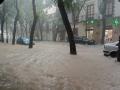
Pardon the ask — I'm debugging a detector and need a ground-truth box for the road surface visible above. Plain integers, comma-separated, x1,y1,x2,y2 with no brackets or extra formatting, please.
0,42,120,90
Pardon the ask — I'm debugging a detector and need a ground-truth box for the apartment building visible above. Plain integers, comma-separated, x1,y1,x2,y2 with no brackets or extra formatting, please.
77,0,120,43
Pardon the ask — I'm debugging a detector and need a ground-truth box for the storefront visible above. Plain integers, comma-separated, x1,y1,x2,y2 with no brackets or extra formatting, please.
104,20,114,43
87,27,94,40
105,29,113,43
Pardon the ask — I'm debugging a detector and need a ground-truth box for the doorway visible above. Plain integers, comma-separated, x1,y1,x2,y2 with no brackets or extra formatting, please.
105,29,113,43
87,30,93,40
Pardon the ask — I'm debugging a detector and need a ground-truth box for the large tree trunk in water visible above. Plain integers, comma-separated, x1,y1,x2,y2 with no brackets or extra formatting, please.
29,0,37,48
12,0,19,45
58,0,77,55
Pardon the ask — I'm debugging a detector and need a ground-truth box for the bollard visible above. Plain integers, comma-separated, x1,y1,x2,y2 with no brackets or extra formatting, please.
117,36,120,62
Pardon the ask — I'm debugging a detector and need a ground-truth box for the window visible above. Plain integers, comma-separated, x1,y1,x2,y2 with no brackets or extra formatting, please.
87,4,94,19
106,0,114,16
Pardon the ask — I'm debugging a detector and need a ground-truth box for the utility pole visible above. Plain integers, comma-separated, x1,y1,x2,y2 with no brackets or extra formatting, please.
117,36,120,62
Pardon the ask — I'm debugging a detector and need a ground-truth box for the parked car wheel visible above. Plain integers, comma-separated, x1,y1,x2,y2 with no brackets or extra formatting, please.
104,53,109,56
110,51,117,58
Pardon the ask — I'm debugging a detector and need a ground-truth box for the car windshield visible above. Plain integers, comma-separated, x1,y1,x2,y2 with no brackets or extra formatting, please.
112,41,119,45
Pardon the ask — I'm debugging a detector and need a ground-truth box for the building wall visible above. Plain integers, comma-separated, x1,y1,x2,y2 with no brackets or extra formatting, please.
78,24,86,36
112,0,120,42
113,26,120,41
114,0,120,17
77,0,120,43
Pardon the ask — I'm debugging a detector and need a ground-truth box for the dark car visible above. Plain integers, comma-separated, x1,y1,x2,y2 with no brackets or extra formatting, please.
66,36,96,45
81,37,96,45
17,37,35,45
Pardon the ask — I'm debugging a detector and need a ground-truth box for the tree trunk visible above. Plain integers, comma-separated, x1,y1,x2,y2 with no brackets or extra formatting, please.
1,3,5,43
20,23,23,37
1,18,5,43
12,0,19,45
58,0,77,55
12,15,18,45
60,30,65,41
25,23,28,37
29,0,37,48
6,20,8,43
40,30,43,41
39,22,43,41
53,29,57,41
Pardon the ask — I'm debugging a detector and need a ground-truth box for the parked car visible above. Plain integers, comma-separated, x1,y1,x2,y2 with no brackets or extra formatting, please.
66,36,96,45
103,41,119,57
17,37,35,45
81,36,96,45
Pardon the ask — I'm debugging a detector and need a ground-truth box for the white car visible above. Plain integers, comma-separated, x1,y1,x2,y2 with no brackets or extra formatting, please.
103,41,119,57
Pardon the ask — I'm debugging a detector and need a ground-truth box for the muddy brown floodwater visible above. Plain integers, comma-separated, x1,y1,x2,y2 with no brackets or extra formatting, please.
0,42,120,90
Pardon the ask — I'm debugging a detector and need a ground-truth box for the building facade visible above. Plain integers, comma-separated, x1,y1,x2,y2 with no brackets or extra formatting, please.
76,0,120,44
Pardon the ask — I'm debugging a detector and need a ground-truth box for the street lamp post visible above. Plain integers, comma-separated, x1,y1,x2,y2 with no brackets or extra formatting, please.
117,36,120,62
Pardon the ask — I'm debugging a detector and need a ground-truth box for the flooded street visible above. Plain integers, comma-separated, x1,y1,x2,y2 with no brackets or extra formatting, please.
0,42,120,90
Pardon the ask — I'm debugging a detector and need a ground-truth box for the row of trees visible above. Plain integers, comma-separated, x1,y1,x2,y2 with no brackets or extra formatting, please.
29,0,88,54
0,0,88,55
29,0,78,54
0,0,46,44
